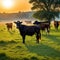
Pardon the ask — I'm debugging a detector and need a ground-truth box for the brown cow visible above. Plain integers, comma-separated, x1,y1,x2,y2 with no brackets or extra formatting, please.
33,21,50,34
6,23,13,31
54,21,59,30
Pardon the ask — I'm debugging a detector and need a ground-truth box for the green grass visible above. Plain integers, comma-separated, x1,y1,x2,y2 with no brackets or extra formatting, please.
0,24,60,60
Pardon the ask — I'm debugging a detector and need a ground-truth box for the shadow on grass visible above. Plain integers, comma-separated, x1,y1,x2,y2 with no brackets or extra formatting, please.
0,53,8,60
43,34,60,45
0,40,17,46
0,53,20,60
25,43,60,58
0,53,39,60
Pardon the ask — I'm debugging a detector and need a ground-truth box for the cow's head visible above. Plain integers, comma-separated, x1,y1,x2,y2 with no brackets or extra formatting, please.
14,21,22,28
6,23,8,25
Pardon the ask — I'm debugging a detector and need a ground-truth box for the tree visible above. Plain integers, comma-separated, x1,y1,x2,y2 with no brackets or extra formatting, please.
29,0,60,23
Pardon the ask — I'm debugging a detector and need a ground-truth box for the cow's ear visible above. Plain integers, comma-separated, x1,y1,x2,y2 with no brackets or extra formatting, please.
14,22,16,24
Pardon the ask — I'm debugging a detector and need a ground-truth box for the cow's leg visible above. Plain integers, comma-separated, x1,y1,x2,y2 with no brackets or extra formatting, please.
36,33,41,43
22,35,25,44
8,28,9,31
11,27,12,30
39,32,41,40
46,28,50,34
56,25,59,30
36,34,39,43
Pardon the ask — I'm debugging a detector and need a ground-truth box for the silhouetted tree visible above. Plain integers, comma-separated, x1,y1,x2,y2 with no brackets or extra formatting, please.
29,0,60,24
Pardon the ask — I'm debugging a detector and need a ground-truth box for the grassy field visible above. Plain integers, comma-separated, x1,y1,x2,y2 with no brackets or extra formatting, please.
0,22,60,60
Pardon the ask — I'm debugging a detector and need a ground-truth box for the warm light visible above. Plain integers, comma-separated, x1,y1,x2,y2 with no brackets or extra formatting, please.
2,0,14,9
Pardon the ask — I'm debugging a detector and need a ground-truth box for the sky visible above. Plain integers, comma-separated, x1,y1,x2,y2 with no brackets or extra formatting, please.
0,0,32,13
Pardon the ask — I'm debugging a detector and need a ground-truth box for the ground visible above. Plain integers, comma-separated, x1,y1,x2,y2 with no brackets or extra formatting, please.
0,22,60,60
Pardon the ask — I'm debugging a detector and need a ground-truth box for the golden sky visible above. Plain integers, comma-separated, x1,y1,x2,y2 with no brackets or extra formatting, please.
0,0,32,13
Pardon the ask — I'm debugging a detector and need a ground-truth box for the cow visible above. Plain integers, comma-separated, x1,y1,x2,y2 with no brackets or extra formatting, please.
6,23,13,31
14,21,41,44
54,21,59,30
33,21,50,34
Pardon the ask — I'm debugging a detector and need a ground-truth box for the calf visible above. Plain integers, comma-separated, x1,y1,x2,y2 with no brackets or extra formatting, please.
6,23,13,31
14,21,41,44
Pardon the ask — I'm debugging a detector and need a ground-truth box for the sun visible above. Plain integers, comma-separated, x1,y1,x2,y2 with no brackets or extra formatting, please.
2,0,14,9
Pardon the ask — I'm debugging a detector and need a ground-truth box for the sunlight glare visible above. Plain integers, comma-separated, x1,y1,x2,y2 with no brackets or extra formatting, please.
2,0,14,9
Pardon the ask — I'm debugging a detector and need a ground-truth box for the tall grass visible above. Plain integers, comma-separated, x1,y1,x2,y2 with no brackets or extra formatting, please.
0,23,60,60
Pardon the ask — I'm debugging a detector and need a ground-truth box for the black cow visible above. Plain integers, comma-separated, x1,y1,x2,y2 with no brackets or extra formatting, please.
33,21,50,33
14,21,41,44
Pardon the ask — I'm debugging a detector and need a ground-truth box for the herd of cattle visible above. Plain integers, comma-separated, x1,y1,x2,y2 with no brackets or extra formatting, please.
5,20,60,44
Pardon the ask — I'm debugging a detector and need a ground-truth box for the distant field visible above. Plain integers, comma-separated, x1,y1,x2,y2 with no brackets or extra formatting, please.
0,22,60,60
